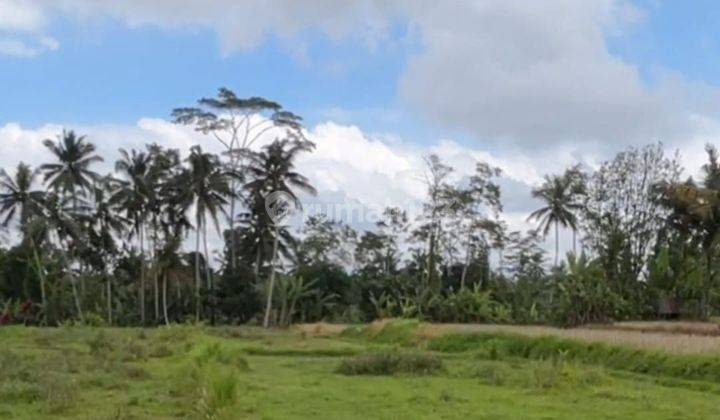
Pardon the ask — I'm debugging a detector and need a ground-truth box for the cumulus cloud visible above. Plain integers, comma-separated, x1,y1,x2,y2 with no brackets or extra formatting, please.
398,0,690,148
0,0,46,32
0,0,58,56
0,118,543,230
9,1,712,148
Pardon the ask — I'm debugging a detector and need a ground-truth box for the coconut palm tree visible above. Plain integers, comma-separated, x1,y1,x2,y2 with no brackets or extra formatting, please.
41,130,103,210
0,163,47,308
0,163,45,229
41,130,103,320
176,146,232,323
527,174,582,266
563,165,587,254
244,138,316,328
85,178,127,324
112,148,151,324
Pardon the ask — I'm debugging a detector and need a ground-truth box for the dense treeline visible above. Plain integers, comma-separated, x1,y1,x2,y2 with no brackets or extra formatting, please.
1,88,720,327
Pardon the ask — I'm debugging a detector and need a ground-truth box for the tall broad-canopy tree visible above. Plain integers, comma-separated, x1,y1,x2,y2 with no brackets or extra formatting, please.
660,144,720,316
172,88,306,273
582,143,682,295
415,154,454,292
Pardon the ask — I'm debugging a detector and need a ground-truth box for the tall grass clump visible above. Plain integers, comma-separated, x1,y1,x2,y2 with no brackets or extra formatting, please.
428,332,720,383
195,342,250,371
195,367,240,419
337,351,443,376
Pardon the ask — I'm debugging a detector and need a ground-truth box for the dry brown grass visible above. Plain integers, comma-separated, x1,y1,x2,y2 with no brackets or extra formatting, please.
294,322,348,337
592,320,720,336
298,320,720,355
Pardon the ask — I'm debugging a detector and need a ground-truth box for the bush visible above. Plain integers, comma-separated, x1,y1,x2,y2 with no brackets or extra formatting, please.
195,367,240,419
195,343,250,371
337,351,443,376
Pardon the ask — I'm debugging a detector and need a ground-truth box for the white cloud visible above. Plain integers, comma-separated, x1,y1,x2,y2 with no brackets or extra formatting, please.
0,35,58,56
397,0,692,149
0,118,555,243
11,0,711,148
0,0,46,32
0,0,57,56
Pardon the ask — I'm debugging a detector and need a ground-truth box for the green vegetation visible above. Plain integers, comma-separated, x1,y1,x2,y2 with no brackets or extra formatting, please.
1,322,720,419
337,351,443,376
7,88,720,330
427,331,720,383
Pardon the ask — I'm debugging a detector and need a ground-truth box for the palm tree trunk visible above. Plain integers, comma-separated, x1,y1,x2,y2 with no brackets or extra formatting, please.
263,226,280,328
229,183,237,273
254,246,262,277
70,275,84,322
107,276,112,325
30,237,46,314
162,273,169,326
498,248,504,276
460,232,473,290
139,224,146,325
203,220,215,326
153,224,159,322
194,220,201,323
555,221,559,267
279,296,288,328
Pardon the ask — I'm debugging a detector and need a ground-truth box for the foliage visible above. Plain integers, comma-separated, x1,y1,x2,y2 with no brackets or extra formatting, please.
337,351,443,376
3,89,720,327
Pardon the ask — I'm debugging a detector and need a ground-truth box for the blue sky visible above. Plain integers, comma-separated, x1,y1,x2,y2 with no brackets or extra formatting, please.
0,13,440,140
1,1,717,146
610,0,720,86
2,0,720,255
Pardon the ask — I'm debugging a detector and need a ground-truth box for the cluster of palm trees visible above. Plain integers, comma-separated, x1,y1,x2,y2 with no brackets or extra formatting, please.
0,124,315,325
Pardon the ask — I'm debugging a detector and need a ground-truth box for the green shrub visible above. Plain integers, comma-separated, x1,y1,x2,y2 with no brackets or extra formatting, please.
337,351,443,376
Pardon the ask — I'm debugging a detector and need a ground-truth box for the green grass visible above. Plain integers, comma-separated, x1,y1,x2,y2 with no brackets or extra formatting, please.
426,331,720,382
1,323,720,418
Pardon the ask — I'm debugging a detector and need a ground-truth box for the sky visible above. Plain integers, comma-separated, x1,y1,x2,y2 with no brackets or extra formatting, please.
2,0,720,257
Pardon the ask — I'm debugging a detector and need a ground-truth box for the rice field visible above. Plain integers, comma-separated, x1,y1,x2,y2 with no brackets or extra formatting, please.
3,321,720,419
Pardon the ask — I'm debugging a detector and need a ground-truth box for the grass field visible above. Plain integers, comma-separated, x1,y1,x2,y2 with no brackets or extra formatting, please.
2,321,720,419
